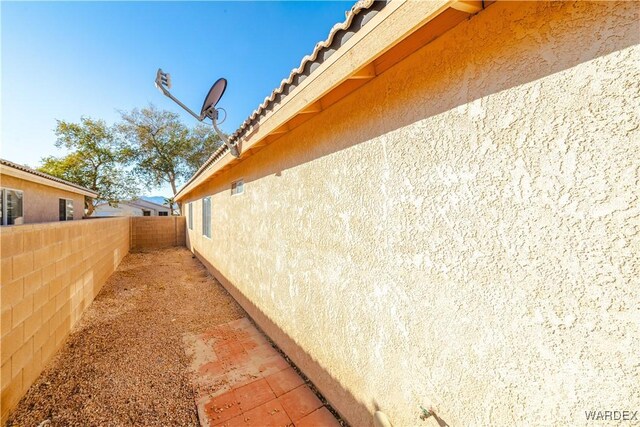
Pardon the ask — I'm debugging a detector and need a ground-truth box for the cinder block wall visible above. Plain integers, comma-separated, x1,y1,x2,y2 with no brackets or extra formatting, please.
0,217,130,423
130,216,186,250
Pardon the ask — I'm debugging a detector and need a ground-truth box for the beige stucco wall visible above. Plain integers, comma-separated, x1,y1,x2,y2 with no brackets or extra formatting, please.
0,174,86,224
0,217,130,423
183,2,639,426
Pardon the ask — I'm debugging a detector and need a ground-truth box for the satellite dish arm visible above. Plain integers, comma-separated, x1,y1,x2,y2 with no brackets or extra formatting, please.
166,90,204,122
211,111,240,158
155,76,206,122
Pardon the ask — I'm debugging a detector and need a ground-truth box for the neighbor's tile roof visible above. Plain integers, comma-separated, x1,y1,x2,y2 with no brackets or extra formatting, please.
178,0,389,196
0,158,98,197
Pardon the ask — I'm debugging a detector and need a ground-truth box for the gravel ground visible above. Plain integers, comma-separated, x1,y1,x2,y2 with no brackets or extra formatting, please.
7,247,246,427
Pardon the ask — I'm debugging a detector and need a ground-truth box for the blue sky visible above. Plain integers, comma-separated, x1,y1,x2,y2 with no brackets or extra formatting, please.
1,1,352,196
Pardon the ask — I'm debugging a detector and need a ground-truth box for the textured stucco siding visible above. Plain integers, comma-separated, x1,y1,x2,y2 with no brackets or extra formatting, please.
184,2,639,426
0,174,86,223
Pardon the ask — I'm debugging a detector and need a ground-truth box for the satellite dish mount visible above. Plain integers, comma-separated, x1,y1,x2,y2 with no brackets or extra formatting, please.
155,69,239,158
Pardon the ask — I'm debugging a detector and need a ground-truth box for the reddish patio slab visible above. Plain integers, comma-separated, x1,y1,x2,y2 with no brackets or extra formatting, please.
204,391,243,425
184,317,340,427
234,378,276,412
278,385,323,422
296,407,341,427
225,400,292,427
265,367,306,397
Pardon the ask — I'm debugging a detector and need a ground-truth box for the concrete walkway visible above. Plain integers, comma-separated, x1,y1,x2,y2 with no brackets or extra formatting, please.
184,318,340,427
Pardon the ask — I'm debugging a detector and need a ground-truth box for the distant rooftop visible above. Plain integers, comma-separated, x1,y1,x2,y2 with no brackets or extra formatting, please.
0,158,98,197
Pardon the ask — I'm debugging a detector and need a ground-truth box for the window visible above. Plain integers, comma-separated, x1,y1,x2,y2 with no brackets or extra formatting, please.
231,179,244,195
188,203,193,230
1,188,24,226
202,197,211,238
158,211,168,216
142,210,151,216
59,198,74,221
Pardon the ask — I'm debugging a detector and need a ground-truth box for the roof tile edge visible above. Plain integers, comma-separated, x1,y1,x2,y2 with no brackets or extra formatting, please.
0,158,99,197
175,0,387,199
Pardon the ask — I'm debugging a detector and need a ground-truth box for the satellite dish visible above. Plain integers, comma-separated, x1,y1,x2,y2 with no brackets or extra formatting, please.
155,70,239,157
201,78,227,118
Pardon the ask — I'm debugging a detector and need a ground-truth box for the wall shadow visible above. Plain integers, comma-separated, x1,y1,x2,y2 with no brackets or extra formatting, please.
193,248,372,426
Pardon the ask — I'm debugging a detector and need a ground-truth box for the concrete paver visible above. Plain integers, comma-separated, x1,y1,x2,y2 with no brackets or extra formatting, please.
184,318,340,427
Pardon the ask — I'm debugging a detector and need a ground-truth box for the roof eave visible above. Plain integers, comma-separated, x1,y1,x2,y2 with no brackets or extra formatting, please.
1,161,99,198
176,0,478,201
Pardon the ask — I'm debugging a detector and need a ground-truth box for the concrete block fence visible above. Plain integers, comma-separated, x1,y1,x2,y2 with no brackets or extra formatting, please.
0,216,185,422
130,216,186,250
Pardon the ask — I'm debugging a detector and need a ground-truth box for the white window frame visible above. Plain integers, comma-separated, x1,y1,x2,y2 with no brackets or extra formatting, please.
1,187,25,226
202,197,211,239
188,202,193,230
59,198,74,221
231,179,244,196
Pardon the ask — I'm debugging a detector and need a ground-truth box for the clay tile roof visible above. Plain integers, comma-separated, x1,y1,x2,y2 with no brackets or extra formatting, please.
229,0,386,144
178,0,388,196
0,158,99,197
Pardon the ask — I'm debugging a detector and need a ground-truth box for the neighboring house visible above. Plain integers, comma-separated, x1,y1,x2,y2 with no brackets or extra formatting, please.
92,198,170,217
0,158,97,225
176,2,638,426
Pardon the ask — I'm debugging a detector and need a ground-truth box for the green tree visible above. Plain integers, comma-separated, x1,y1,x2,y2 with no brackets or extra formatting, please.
39,117,138,216
163,196,178,215
186,124,223,176
118,105,191,196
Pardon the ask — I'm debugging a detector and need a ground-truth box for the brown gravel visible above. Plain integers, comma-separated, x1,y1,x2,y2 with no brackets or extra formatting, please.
7,247,246,427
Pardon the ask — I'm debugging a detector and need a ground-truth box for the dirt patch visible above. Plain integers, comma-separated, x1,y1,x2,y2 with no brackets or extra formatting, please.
7,247,246,427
